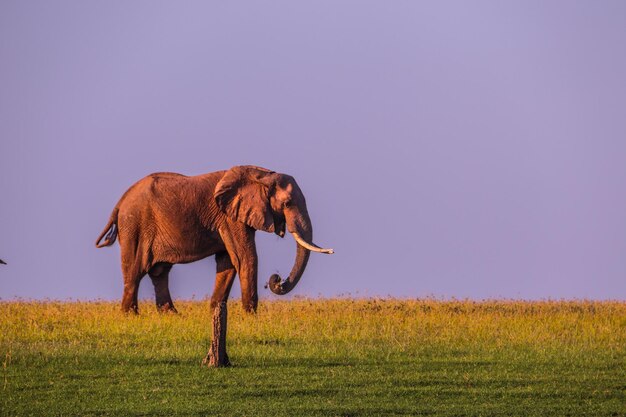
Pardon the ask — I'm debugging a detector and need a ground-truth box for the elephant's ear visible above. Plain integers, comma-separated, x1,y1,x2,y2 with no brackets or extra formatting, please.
215,166,276,232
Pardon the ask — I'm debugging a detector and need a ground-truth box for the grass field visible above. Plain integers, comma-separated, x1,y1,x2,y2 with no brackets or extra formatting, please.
1,299,625,416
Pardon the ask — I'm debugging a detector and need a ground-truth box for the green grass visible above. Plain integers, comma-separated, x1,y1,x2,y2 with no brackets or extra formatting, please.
1,299,625,416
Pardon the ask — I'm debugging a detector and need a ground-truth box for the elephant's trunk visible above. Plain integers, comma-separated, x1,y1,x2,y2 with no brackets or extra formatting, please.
268,206,334,295
268,237,311,295
268,211,319,295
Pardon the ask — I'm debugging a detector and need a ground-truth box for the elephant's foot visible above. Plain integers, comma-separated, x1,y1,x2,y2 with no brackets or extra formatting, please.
242,305,257,315
121,304,139,314
203,350,231,368
156,302,178,314
204,301,230,367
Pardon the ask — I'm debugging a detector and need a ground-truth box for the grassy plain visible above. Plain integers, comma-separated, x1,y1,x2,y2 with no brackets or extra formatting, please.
1,299,625,416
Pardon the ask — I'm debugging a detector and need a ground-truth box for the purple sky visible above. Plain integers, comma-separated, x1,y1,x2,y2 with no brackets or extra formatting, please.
1,1,625,301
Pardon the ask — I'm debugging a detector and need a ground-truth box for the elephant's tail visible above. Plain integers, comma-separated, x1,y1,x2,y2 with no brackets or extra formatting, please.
95,208,119,248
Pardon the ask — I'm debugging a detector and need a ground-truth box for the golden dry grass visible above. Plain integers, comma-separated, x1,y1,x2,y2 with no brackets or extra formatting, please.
1,299,625,416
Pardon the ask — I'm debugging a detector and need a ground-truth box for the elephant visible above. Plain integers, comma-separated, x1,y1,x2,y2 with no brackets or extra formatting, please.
95,165,333,316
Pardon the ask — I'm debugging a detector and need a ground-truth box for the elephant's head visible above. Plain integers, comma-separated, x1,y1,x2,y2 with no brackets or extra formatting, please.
214,165,333,295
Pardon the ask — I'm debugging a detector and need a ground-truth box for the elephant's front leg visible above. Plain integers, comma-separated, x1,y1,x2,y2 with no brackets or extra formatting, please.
220,225,259,314
204,252,236,367
238,254,258,314
210,252,236,310
204,301,229,368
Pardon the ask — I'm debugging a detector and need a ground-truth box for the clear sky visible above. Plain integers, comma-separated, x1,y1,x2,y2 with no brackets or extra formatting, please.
1,1,625,301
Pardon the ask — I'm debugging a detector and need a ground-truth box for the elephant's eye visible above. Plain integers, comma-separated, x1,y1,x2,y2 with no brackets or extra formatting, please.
283,200,292,208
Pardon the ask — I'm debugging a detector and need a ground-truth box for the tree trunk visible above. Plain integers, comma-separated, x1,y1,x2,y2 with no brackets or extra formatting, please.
204,301,230,367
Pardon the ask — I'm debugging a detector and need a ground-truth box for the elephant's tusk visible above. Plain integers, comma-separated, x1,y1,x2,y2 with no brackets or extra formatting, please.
292,232,334,254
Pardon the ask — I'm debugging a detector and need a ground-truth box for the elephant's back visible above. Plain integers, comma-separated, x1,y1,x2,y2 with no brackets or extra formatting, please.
117,173,205,240
116,171,224,210
118,173,201,209
117,172,223,227
148,172,187,180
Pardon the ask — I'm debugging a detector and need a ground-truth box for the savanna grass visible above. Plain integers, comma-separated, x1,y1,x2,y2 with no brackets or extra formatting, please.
1,299,625,416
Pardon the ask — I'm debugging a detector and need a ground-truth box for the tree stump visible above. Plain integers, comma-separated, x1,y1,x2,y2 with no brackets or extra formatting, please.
204,301,231,367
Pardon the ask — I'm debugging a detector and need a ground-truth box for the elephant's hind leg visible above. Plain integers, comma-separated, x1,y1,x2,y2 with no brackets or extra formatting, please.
149,263,177,313
118,225,147,314
121,265,145,314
